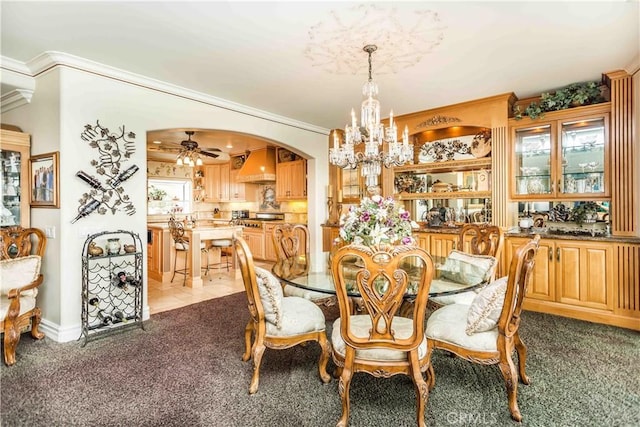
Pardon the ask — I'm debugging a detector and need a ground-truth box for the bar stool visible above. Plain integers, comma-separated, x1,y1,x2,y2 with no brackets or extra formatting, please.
168,218,209,286
207,238,233,273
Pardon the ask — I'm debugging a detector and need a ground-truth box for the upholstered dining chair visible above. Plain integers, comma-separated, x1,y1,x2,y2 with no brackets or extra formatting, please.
425,235,540,422
168,217,208,285
234,236,331,394
430,223,504,307
0,226,47,366
271,223,336,307
330,244,435,427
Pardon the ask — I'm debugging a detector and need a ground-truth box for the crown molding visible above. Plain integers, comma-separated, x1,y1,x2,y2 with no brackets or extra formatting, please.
0,56,31,74
23,51,329,135
1,89,33,113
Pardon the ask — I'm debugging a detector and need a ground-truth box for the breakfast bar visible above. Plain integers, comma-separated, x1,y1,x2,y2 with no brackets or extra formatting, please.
184,225,244,287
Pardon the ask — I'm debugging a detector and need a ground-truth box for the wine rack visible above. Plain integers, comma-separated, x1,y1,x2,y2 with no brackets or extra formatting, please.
80,230,144,346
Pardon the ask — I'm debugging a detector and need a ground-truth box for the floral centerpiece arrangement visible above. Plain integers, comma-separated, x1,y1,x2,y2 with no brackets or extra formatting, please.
339,195,417,247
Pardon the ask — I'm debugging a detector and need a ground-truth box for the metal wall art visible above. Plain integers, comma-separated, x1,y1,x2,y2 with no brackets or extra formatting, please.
420,139,470,162
72,121,139,223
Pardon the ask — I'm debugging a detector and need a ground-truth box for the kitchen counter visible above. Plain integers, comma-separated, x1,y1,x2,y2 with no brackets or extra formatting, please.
184,226,244,287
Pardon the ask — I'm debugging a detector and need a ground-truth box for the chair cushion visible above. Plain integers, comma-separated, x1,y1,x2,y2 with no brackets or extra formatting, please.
426,304,498,352
439,250,497,287
0,255,41,297
331,315,428,361
175,241,206,251
466,276,508,335
282,284,332,302
266,296,326,337
254,266,284,328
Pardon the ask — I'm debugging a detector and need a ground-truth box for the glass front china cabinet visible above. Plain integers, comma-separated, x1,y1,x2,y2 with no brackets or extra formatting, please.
511,108,609,200
0,129,30,228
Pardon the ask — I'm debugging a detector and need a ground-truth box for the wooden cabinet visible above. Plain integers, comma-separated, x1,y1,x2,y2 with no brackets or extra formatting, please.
322,226,341,252
507,236,614,315
229,169,246,202
0,129,30,228
429,233,457,259
263,223,278,262
147,227,164,281
204,164,230,202
243,229,265,260
506,237,556,302
276,159,306,200
509,104,610,200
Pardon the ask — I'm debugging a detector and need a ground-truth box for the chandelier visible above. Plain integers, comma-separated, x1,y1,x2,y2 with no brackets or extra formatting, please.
329,44,413,191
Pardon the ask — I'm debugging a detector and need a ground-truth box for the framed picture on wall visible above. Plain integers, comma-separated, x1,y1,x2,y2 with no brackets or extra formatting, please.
29,151,60,208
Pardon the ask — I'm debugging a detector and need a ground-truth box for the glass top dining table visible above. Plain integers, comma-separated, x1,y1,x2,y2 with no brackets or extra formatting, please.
274,261,486,299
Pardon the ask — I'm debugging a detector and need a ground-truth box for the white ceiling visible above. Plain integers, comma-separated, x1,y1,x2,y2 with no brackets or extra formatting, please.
1,1,638,157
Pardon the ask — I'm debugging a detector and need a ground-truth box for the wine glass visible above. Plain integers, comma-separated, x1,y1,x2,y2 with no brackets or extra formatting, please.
578,163,588,173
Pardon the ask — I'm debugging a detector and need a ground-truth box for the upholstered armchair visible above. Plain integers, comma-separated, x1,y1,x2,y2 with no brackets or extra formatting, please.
425,235,540,422
0,226,47,366
331,244,435,427
234,236,331,394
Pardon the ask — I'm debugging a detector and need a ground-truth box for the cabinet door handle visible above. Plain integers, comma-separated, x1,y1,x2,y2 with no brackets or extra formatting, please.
556,247,560,262
549,249,553,262
558,178,562,194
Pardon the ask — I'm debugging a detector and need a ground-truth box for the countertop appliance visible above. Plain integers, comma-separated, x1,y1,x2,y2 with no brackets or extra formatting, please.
236,212,285,229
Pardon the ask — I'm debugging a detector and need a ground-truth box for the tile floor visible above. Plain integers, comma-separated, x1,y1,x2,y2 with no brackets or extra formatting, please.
147,261,273,315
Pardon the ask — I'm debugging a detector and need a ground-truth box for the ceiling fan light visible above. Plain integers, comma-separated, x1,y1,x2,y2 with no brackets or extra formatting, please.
196,156,203,166
176,156,183,166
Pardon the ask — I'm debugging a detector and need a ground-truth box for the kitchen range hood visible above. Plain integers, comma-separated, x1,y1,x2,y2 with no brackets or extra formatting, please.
236,147,276,183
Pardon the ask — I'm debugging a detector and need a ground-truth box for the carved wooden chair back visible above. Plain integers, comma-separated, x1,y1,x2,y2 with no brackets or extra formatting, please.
0,226,46,260
271,223,309,279
0,226,47,366
331,243,435,426
456,223,504,259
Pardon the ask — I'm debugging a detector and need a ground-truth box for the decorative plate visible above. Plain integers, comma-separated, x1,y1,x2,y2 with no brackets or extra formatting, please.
470,129,492,158
232,155,245,170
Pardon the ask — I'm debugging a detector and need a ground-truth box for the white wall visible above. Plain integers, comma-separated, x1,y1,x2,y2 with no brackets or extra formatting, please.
4,64,329,342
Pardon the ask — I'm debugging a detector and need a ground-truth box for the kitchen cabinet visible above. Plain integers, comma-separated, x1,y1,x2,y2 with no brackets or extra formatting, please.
228,168,257,202
276,159,306,200
243,229,265,260
507,236,613,311
148,227,163,281
204,164,230,202
509,104,610,200
263,223,278,262
0,129,30,228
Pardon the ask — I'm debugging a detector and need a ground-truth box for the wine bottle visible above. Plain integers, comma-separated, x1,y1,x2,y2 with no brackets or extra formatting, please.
112,310,126,323
114,271,129,290
76,171,107,192
97,310,112,325
71,199,101,223
88,293,100,307
109,165,139,187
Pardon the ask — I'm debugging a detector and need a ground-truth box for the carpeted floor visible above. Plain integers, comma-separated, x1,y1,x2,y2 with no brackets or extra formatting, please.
1,292,639,426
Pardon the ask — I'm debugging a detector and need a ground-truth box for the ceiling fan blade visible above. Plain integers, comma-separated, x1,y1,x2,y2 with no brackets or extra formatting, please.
199,150,220,159
201,147,222,153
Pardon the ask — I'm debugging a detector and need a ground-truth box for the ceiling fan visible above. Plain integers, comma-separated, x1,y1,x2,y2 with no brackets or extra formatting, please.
151,131,224,166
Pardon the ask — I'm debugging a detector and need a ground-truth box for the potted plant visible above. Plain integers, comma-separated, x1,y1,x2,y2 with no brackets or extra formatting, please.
148,186,167,201
514,81,606,120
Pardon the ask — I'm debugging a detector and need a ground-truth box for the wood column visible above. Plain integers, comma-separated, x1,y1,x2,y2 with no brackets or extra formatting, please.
605,70,636,236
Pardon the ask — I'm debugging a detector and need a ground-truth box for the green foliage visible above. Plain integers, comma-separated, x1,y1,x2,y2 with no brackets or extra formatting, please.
570,201,599,226
513,81,605,120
